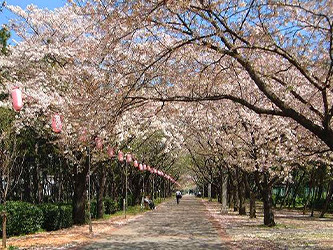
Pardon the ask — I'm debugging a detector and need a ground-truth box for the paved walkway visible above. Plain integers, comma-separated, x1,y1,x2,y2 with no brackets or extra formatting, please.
83,195,226,249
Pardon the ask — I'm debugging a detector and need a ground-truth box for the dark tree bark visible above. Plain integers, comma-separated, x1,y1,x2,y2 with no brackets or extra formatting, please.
96,165,106,219
303,169,315,215
250,192,256,218
280,181,291,209
23,161,32,202
320,180,333,218
291,170,306,208
228,169,238,211
262,172,276,226
233,180,239,212
244,171,256,218
72,158,89,225
237,168,246,215
310,186,318,217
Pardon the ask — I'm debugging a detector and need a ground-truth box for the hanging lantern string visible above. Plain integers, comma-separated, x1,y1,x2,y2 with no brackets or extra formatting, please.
110,151,178,184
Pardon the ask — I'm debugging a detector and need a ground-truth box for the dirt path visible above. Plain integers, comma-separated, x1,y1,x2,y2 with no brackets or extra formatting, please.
81,195,227,249
9,196,332,249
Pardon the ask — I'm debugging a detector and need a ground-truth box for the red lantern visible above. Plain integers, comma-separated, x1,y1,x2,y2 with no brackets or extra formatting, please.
118,151,124,162
95,137,103,150
147,165,151,171
126,153,132,163
51,114,62,133
134,160,139,167
154,169,158,174
12,88,23,111
107,146,115,158
143,164,147,171
139,163,143,171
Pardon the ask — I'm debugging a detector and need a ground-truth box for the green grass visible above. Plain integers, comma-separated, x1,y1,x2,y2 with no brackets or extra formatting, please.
103,205,147,219
102,198,167,219
202,197,218,202
8,246,19,250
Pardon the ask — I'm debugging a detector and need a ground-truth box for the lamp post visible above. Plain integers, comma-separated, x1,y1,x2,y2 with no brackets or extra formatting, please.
118,151,125,217
152,174,155,203
139,163,144,210
87,146,92,233
125,153,132,218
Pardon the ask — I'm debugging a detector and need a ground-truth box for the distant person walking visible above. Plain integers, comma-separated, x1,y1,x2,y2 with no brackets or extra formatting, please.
176,191,182,204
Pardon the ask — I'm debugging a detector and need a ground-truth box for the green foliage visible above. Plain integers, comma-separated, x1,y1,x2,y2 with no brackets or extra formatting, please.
39,203,73,231
0,26,10,55
85,200,100,220
309,199,333,212
90,200,97,219
117,194,135,210
0,107,15,132
104,198,118,214
0,201,43,236
0,92,9,101
8,246,19,250
59,205,73,228
39,203,59,231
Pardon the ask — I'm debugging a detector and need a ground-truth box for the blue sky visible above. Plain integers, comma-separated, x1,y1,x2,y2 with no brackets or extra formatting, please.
0,0,67,43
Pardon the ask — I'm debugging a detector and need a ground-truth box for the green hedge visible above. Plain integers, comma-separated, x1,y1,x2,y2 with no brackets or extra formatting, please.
39,203,73,231
104,198,117,214
117,195,134,210
0,201,43,236
59,205,73,228
39,203,59,231
91,201,97,219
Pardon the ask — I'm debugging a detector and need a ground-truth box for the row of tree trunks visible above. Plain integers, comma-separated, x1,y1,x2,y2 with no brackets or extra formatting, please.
237,167,246,215
320,180,333,218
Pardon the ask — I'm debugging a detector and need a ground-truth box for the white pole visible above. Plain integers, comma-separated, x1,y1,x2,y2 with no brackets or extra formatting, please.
88,147,92,233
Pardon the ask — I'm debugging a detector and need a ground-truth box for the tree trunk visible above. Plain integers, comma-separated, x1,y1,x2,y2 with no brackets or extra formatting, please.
72,164,88,225
291,171,306,208
237,168,246,215
208,176,212,201
250,192,256,218
280,181,291,209
303,169,314,215
262,173,275,226
320,180,333,218
96,165,106,219
221,173,228,214
311,186,318,217
233,182,239,211
244,171,256,218
23,162,32,202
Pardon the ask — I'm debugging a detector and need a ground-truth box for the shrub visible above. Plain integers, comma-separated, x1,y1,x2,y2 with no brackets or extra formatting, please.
117,197,124,210
0,201,43,236
104,198,117,214
117,194,136,210
39,203,60,231
128,194,134,206
85,200,97,221
58,205,73,229
39,203,73,231
90,200,97,219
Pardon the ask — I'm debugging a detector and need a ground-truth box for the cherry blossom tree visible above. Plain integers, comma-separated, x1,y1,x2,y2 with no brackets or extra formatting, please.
0,2,160,224
79,0,333,153
2,0,332,227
